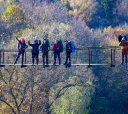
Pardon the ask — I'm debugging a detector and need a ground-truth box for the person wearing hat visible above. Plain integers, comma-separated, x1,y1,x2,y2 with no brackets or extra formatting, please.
119,37,128,64
28,39,41,65
64,40,72,65
40,39,50,67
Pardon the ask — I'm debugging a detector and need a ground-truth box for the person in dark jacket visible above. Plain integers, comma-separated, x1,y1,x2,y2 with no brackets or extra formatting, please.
28,39,41,65
64,40,72,65
40,39,50,66
14,37,28,65
53,40,61,65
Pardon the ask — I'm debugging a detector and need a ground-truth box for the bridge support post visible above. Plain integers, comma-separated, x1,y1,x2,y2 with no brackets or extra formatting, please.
88,49,92,67
0,50,5,67
110,49,115,67
0,51,1,65
3,52,4,64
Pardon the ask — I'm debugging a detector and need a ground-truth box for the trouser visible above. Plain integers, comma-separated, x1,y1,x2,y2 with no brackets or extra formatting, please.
43,52,48,65
65,52,71,64
14,50,25,64
32,53,39,64
122,50,127,64
54,50,61,64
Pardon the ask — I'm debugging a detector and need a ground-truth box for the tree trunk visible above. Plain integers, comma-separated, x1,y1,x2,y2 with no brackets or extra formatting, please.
44,86,50,114
30,67,35,114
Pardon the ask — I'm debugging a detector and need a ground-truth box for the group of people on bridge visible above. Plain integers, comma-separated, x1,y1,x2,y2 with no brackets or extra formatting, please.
13,35,128,67
14,35,74,67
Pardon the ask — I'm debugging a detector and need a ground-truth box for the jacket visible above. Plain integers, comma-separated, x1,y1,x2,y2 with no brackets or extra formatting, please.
66,42,72,53
28,40,41,54
119,41,128,51
53,43,60,52
40,42,49,53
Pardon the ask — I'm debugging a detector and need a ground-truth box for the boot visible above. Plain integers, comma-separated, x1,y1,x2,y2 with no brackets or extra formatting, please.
125,56,127,65
14,59,17,64
121,58,124,65
68,62,71,65
53,62,56,65
63,62,67,65
59,61,61,65
36,58,38,65
32,58,34,65
14,56,19,64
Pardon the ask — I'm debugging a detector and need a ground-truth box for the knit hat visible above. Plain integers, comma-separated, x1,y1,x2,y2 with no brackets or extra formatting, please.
33,39,38,43
64,40,68,42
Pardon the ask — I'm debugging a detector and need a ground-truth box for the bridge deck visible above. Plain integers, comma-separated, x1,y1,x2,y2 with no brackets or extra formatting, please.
0,63,109,67
0,47,122,67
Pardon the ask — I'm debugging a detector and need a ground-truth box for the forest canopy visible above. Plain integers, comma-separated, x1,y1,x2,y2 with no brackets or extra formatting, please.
0,0,128,114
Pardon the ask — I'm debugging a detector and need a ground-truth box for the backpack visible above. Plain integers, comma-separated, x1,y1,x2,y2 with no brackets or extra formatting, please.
17,38,26,50
46,39,50,49
57,39,63,52
118,35,127,42
70,41,75,52
118,35,122,42
123,36,127,41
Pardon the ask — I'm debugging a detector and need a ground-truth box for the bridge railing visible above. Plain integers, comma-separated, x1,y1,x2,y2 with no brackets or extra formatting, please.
0,46,122,67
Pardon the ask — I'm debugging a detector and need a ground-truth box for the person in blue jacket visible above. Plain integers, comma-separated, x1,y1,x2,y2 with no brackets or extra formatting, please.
14,37,28,65
28,39,41,65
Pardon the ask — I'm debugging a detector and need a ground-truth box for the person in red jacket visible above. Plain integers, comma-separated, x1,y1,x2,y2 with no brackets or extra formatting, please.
53,40,61,65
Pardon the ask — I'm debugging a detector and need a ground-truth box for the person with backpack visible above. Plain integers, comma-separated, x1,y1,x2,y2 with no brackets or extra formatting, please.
40,39,50,66
28,39,41,65
119,37,128,64
64,40,72,65
53,39,61,65
14,36,28,65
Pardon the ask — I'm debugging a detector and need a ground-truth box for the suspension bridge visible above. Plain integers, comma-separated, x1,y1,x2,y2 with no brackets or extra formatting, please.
0,46,122,67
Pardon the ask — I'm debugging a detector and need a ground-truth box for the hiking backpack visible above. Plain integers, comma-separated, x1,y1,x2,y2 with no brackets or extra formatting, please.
118,35,122,42
57,39,63,52
46,39,50,49
70,41,75,52
17,38,26,50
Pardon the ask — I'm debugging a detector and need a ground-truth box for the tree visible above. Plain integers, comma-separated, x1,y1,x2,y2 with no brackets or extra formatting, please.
101,0,116,21
0,14,96,113
0,66,31,114
113,0,128,24
2,5,27,25
66,0,100,27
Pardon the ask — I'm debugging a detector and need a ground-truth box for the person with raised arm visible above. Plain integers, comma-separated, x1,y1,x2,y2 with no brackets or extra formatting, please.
14,36,28,65
28,39,41,65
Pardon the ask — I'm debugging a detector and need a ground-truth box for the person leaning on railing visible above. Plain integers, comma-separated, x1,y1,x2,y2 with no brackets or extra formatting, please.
119,37,128,65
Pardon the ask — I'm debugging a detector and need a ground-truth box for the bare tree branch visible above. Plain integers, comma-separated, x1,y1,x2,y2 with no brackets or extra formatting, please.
0,98,16,114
